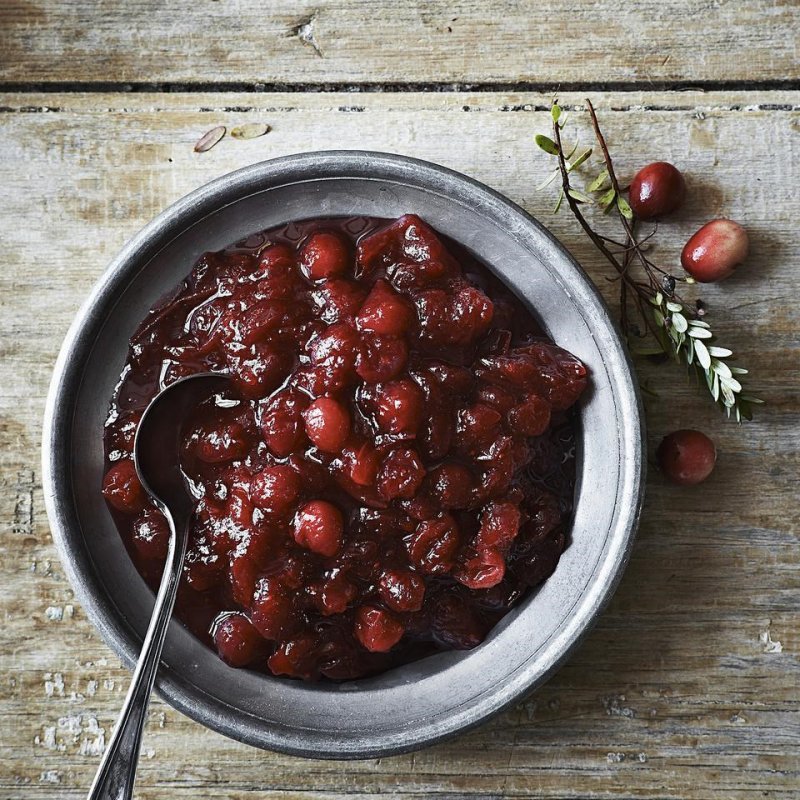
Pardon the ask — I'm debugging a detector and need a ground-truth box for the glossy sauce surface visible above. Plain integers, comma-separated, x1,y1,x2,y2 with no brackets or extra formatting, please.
102,214,587,680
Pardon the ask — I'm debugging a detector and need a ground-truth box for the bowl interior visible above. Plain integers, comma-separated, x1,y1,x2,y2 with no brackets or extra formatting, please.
45,152,643,758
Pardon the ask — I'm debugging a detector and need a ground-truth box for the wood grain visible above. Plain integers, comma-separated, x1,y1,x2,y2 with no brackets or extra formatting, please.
0,91,798,799
1,1,798,86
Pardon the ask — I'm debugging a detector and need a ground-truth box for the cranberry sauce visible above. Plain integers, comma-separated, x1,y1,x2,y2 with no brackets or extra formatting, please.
102,214,587,681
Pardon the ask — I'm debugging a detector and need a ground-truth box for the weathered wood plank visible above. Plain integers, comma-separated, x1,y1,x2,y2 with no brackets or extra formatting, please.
1,1,798,86
0,91,798,799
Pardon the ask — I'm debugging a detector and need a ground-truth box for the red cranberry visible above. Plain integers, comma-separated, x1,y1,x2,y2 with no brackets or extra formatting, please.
102,460,147,514
355,334,408,383
407,515,461,574
250,577,296,640
311,569,358,615
343,440,381,487
354,605,405,652
212,613,262,666
293,500,344,557
374,379,425,435
507,395,551,437
250,465,301,514
307,322,362,392
432,592,487,649
628,162,686,219
454,547,506,589
229,528,276,607
191,420,252,464
268,634,318,680
377,447,425,501
378,569,425,612
656,429,717,486
457,403,502,452
227,343,292,399
681,219,749,282
356,279,415,336
427,462,474,509
312,279,367,323
476,501,522,550
300,231,350,281
131,509,171,560
303,396,351,453
260,389,309,457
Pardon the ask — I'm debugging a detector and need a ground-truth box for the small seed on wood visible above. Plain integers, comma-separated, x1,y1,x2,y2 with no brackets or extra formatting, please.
194,125,226,152
230,123,271,140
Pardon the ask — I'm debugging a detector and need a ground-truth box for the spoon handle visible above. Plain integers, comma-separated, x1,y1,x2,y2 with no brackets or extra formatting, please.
87,512,189,800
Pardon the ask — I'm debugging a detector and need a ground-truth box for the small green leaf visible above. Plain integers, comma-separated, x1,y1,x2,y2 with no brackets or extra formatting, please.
720,376,743,393
686,336,695,364
687,326,713,339
535,134,560,156
616,195,634,220
689,319,711,329
708,346,733,358
598,187,617,208
536,169,560,191
694,338,711,370
730,367,749,375
567,148,593,172
652,291,664,307
551,104,562,123
740,395,764,404
672,313,688,333
567,188,593,204
666,301,683,313
653,308,666,327
587,169,610,192
712,359,733,379
553,188,564,213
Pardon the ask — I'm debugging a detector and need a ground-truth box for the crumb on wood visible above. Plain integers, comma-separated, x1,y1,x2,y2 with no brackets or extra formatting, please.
759,620,783,654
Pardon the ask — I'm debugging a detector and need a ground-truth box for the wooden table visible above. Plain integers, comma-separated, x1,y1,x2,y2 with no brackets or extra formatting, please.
1,3,798,798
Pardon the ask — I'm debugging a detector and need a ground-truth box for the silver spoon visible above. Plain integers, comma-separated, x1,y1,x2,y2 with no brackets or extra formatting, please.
88,373,230,800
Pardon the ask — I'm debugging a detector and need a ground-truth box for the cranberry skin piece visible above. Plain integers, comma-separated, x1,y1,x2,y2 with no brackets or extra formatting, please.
374,379,425,435
656,429,717,486
377,447,426,501
356,279,415,337
192,420,252,464
250,577,296,640
681,219,749,283
378,569,425,612
628,162,686,219
293,500,344,557
131,508,170,560
343,440,381,487
303,396,351,453
212,613,263,667
300,231,350,281
250,465,301,514
407,515,462,574
102,460,147,514
354,605,405,652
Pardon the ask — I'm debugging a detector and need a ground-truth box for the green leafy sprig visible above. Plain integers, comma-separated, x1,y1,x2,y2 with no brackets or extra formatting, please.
535,99,761,421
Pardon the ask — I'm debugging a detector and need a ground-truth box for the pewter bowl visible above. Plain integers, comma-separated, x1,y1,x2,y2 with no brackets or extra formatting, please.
42,152,644,758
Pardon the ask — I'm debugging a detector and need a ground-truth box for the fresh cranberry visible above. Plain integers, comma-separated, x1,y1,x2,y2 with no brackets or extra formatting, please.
300,231,350,281
293,500,344,557
657,429,717,485
407,515,461,574
354,605,405,652
373,379,425,435
212,613,263,666
303,396,351,453
681,219,749,282
356,279,415,336
131,509,171,560
628,162,686,219
377,447,425,500
102,460,147,514
378,569,425,612
250,465,301,514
